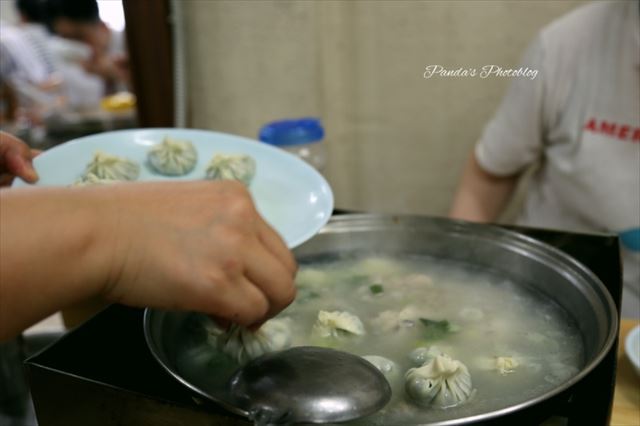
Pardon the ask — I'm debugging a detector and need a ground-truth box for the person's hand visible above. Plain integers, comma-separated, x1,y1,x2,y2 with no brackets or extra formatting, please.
112,54,131,88
83,52,119,80
0,131,39,186
84,52,131,91
95,180,297,328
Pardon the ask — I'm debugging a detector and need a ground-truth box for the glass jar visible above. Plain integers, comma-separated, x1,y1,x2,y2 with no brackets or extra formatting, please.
259,117,326,172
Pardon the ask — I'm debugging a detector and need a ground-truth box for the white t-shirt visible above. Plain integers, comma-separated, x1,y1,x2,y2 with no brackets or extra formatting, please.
475,1,640,318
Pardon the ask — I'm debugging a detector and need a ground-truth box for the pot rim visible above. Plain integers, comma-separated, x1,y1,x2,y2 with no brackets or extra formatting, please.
144,213,619,425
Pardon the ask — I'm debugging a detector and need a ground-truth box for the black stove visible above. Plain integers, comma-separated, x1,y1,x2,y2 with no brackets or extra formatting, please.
24,217,622,426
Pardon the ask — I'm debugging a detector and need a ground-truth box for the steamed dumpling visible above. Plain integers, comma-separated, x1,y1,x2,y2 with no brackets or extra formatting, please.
205,154,256,186
496,356,519,374
370,306,421,333
215,317,292,365
353,257,403,279
405,354,474,408
147,137,197,176
473,355,520,374
363,355,400,382
296,268,332,290
312,310,365,338
408,346,447,366
72,173,119,186
83,151,139,181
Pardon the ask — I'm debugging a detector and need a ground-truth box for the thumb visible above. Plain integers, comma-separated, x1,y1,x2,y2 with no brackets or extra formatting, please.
0,132,39,183
5,147,39,183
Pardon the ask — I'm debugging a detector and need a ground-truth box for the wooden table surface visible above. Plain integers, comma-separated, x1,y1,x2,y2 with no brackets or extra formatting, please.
611,319,640,425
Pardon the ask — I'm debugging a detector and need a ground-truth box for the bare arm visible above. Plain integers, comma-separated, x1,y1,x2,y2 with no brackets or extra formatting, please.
0,181,296,341
0,187,107,338
449,152,519,223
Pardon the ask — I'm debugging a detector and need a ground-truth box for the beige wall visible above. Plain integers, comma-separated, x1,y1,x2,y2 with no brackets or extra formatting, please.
0,1,19,24
183,0,587,215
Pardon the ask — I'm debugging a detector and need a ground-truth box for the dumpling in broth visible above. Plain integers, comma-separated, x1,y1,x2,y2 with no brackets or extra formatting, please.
405,354,474,408
353,257,403,279
408,346,449,367
371,306,421,333
147,137,197,176
205,154,256,186
312,310,365,338
496,356,519,374
473,355,520,374
83,151,139,181
215,318,292,365
296,268,332,290
363,355,400,382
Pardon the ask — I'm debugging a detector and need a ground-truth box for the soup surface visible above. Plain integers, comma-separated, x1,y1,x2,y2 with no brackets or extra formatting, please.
177,254,584,425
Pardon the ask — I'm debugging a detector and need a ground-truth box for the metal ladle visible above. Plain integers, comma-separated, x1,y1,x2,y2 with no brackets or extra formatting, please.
227,346,392,425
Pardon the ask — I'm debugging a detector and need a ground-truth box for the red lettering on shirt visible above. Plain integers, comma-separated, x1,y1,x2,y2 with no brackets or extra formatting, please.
585,118,597,132
618,125,630,140
584,118,640,143
600,121,617,136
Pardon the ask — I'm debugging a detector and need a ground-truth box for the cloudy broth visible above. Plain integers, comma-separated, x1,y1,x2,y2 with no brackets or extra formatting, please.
280,254,584,424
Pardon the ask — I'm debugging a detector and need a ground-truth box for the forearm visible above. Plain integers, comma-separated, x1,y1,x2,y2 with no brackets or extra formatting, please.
449,153,519,223
0,187,113,340
0,180,297,338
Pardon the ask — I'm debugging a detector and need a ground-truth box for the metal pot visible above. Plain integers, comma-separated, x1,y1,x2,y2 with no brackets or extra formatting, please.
144,214,618,425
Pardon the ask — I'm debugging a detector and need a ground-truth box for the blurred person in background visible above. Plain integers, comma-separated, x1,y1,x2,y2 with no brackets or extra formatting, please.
0,0,65,129
0,0,105,132
1,0,61,92
450,1,640,318
46,0,129,93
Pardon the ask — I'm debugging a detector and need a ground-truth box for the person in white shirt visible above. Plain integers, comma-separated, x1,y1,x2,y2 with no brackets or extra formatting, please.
450,0,640,318
0,0,103,113
45,0,129,92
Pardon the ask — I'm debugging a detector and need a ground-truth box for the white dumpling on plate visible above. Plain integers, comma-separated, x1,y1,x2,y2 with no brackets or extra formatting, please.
215,317,292,365
82,151,139,181
312,310,365,338
205,154,256,186
147,137,197,176
72,173,120,186
405,354,474,408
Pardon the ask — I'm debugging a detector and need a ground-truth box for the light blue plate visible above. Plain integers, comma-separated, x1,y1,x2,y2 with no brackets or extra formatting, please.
12,128,334,248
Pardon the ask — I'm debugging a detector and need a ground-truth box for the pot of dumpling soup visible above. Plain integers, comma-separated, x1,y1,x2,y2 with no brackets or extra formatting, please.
144,214,617,425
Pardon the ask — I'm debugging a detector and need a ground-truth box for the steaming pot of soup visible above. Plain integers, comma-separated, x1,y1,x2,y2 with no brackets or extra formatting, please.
144,214,617,425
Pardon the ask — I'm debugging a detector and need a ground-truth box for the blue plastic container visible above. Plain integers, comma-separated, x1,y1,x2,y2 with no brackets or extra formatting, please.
259,118,326,172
